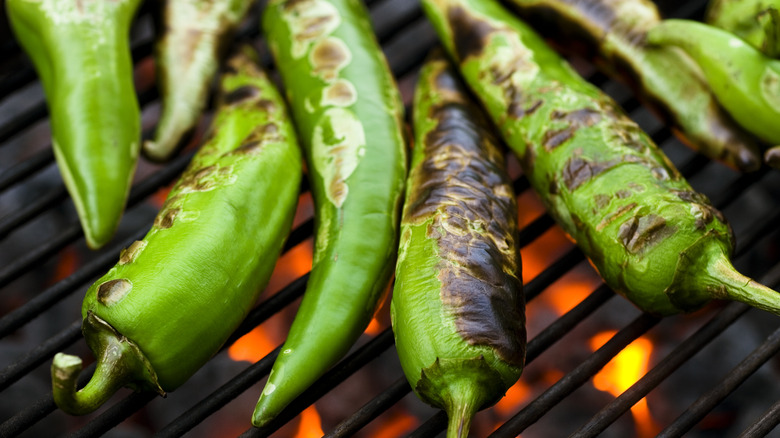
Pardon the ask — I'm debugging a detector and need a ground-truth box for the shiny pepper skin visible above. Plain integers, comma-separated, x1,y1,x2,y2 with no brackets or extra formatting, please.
144,0,255,162
253,0,408,427
392,51,525,438
50,48,302,415
6,0,142,249
502,0,762,172
648,20,780,150
423,0,780,317
707,0,780,58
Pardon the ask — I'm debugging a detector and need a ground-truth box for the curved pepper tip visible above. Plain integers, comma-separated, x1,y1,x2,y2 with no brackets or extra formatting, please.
251,394,280,428
142,139,176,163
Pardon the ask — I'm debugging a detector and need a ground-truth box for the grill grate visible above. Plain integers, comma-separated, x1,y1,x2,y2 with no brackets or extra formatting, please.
2,0,780,437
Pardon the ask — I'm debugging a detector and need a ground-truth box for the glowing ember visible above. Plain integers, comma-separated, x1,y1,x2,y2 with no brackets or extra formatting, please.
49,246,80,285
520,226,573,284
294,406,324,438
590,331,659,437
149,184,173,208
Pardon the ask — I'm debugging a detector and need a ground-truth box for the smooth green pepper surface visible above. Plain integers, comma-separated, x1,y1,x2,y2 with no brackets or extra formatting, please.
145,0,255,162
392,52,525,438
648,20,780,146
423,0,780,317
6,0,142,249
707,0,780,58
50,48,302,415
253,0,408,427
503,0,761,172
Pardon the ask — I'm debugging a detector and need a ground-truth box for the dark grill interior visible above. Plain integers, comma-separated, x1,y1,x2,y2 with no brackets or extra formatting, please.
2,0,780,437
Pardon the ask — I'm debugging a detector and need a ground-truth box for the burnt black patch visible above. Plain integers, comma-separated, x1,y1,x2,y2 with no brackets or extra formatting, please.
448,6,497,62
543,127,574,150
224,85,261,105
155,207,180,229
617,214,675,254
407,65,525,366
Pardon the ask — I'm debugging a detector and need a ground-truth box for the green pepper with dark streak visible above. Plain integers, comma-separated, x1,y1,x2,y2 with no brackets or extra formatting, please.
50,48,302,415
647,20,780,165
392,51,525,438
502,0,762,173
6,0,142,249
707,0,780,58
423,0,780,317
252,0,408,427
144,0,255,162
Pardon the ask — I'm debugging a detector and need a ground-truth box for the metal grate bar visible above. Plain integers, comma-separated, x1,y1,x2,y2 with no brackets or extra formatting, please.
67,392,158,438
152,348,281,438
490,313,662,437
739,399,780,438
0,185,68,241
570,302,752,438
0,320,81,392
0,362,96,437
658,323,780,437
0,149,192,291
324,377,412,438
247,329,397,437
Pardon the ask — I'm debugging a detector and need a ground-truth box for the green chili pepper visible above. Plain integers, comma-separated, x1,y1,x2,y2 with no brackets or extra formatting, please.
252,0,408,427
6,0,142,249
647,20,780,148
707,0,780,58
392,51,525,438
144,0,255,162
502,0,762,172
50,47,302,415
422,0,780,316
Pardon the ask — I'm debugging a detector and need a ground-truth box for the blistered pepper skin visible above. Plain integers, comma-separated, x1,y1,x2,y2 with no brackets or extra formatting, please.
144,0,255,162
391,52,525,438
648,20,780,147
423,0,780,317
50,49,302,415
6,0,142,249
253,0,408,427
707,0,780,58
502,0,761,172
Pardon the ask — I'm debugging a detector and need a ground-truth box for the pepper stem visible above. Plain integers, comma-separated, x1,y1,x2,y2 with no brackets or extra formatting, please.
666,233,780,315
444,380,482,438
707,253,780,316
51,312,164,415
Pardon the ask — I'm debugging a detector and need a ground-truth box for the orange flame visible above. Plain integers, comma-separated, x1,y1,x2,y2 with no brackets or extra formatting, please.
364,317,383,336
228,326,276,363
590,331,660,438
493,380,532,417
544,267,602,315
368,411,419,438
294,406,324,438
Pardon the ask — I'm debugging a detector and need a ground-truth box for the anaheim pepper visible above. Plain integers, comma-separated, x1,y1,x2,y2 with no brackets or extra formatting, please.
392,50,525,438
50,48,302,415
253,0,408,427
423,0,780,317
6,0,142,249
502,0,762,172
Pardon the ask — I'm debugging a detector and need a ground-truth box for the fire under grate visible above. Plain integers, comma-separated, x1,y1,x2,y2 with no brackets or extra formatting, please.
2,0,780,437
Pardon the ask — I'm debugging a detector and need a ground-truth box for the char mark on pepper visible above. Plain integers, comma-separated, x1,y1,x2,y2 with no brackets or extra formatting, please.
408,99,524,366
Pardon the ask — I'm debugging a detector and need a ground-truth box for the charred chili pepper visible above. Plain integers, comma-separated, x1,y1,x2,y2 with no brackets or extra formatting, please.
423,0,780,316
252,0,408,427
647,20,780,150
144,0,255,162
50,48,302,415
6,0,142,249
707,0,780,58
502,0,761,172
391,51,525,438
